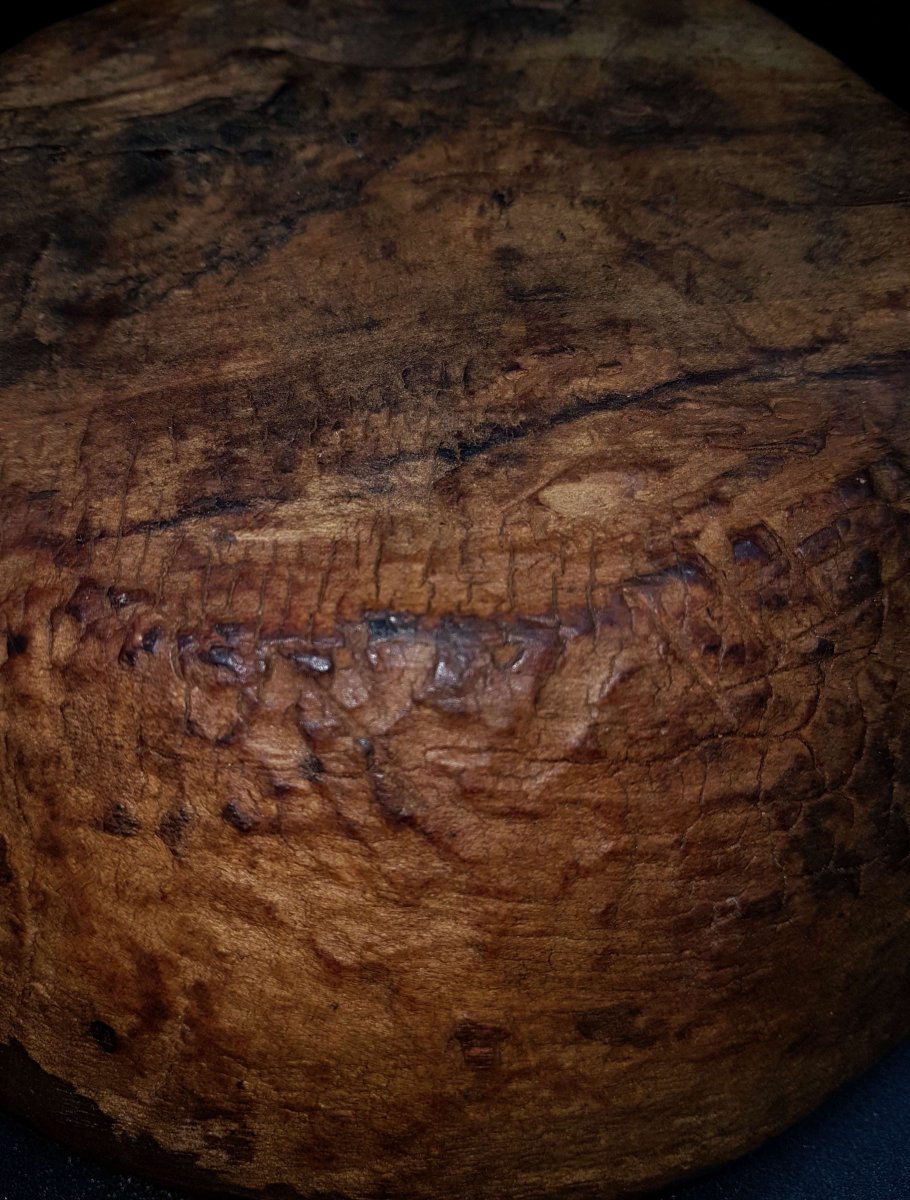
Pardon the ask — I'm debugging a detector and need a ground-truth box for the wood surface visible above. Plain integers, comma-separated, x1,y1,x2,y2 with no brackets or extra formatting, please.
1,1,909,1197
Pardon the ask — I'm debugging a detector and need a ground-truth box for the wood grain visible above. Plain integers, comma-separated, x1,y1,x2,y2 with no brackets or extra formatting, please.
1,1,909,1196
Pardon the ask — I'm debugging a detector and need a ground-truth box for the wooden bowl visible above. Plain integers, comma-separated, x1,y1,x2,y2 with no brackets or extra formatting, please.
1,1,909,1197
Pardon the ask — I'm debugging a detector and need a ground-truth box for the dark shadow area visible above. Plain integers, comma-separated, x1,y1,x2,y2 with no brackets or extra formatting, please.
0,2,906,116
759,1,906,111
1,4,104,54
0,1039,909,1198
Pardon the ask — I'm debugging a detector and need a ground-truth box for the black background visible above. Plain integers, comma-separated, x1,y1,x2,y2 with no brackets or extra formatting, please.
1,2,908,1197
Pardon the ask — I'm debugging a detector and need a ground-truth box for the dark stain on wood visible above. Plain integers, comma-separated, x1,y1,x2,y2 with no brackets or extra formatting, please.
453,1020,509,1070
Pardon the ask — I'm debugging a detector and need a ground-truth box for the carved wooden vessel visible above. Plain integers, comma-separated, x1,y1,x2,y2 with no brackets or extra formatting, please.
1,1,909,1196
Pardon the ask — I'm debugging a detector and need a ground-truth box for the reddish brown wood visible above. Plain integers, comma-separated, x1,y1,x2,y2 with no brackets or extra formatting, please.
1,1,909,1196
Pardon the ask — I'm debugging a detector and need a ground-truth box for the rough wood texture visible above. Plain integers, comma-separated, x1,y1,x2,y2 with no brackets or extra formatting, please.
1,1,909,1197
